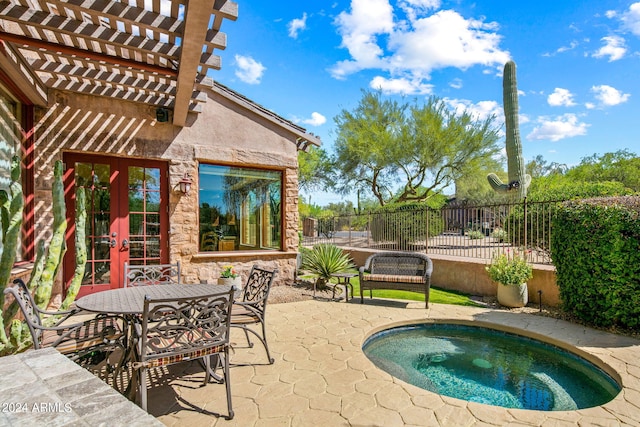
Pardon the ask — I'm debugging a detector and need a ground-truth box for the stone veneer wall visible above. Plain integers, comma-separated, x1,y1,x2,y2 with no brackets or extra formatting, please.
31,88,302,302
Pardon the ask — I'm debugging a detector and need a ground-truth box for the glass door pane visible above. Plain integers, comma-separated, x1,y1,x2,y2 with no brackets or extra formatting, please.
127,165,162,266
75,161,112,286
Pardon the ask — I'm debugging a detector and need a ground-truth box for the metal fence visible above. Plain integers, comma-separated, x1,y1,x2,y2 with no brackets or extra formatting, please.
301,199,561,265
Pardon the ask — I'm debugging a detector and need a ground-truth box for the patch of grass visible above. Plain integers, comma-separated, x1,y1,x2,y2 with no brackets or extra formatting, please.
320,273,481,307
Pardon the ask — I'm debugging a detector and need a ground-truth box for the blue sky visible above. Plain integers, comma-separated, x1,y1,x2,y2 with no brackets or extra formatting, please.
212,1,640,205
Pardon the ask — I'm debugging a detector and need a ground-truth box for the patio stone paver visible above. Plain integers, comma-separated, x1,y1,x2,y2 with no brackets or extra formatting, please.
147,299,640,426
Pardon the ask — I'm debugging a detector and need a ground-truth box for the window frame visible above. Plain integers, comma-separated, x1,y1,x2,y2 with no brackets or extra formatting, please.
197,162,284,253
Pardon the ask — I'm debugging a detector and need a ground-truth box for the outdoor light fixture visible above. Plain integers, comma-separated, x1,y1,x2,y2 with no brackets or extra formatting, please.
178,174,192,195
156,108,169,122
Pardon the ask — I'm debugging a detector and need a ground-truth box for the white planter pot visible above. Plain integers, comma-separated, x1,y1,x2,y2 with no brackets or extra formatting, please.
496,282,528,308
217,277,243,292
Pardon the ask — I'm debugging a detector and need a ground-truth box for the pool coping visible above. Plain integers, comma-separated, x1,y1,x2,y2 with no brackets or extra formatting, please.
362,317,624,411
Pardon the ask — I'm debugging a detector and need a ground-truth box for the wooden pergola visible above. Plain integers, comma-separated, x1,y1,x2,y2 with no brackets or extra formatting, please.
0,0,238,127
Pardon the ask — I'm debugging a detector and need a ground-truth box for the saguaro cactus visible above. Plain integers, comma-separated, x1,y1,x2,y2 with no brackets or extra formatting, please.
34,160,67,309
60,187,87,310
0,155,24,348
488,60,531,199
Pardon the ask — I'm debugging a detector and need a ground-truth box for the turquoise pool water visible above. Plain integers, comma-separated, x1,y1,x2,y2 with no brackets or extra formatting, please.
363,323,621,411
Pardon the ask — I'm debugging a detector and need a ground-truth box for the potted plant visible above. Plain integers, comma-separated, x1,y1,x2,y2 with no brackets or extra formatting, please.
218,265,242,291
485,252,533,307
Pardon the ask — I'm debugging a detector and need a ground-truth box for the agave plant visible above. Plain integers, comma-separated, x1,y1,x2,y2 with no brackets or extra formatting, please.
301,244,354,289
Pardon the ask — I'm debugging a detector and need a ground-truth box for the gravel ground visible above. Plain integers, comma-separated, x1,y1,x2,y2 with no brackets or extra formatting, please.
268,280,334,304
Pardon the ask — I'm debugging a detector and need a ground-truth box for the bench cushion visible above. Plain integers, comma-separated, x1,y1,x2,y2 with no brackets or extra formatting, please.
362,274,425,284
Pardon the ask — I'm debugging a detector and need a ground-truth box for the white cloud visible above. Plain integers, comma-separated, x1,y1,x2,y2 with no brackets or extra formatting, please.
547,88,576,107
591,84,630,106
401,0,441,9
621,2,640,36
288,13,308,39
399,0,441,21
592,35,626,61
527,114,589,142
557,40,578,53
234,55,266,84
330,0,395,79
330,1,510,93
387,11,509,72
449,78,463,89
444,98,502,123
370,76,433,94
301,112,327,126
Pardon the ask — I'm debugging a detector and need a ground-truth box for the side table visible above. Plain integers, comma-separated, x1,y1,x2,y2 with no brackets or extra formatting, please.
332,273,357,302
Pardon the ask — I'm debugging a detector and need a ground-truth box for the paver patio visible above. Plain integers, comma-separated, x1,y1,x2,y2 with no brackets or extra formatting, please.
148,299,640,426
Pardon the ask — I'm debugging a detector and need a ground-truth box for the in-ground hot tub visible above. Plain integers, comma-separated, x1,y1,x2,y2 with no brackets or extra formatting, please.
363,322,621,411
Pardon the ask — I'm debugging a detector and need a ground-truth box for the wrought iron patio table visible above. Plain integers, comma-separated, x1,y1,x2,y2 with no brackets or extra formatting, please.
75,283,233,396
76,283,231,314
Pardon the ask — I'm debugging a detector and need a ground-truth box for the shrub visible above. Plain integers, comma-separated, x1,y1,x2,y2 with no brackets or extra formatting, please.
369,202,445,250
491,227,508,242
467,230,485,239
550,196,640,329
300,244,354,289
485,253,533,286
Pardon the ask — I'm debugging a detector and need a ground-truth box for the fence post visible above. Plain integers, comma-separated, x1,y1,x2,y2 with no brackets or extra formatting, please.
348,215,352,246
425,206,429,254
523,197,528,250
367,211,371,247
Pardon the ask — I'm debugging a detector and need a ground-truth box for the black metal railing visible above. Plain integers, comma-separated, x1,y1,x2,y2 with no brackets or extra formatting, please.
301,199,563,265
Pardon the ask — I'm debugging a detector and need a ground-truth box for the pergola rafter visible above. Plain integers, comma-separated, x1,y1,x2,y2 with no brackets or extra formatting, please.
0,0,238,126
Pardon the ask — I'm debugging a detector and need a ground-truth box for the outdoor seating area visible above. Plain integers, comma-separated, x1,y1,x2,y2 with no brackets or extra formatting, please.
359,252,433,308
2,277,640,425
3,1,640,426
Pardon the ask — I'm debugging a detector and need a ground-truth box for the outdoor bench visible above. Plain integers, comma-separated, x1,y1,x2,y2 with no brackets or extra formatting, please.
358,252,433,308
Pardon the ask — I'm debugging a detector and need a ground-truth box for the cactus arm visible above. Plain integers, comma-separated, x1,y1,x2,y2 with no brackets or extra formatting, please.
0,155,23,348
26,240,46,290
488,60,531,199
34,160,67,309
60,187,86,310
487,173,509,193
2,240,45,326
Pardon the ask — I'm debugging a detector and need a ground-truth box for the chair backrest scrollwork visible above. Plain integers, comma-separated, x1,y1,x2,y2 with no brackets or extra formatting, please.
138,288,234,363
124,262,181,287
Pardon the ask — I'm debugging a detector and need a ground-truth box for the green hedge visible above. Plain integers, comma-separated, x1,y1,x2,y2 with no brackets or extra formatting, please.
550,196,640,329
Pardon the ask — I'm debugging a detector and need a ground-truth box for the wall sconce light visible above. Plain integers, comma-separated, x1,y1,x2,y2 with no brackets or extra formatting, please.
178,174,192,195
156,107,170,122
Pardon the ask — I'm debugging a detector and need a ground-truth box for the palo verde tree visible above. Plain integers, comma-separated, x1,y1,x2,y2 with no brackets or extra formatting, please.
298,145,335,195
332,90,501,206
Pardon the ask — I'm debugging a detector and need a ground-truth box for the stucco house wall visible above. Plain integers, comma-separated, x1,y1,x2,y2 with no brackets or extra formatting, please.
33,84,306,299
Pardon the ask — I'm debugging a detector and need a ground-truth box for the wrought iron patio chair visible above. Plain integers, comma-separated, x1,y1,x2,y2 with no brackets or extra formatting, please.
123,262,181,287
230,266,278,364
132,288,235,419
3,279,124,366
